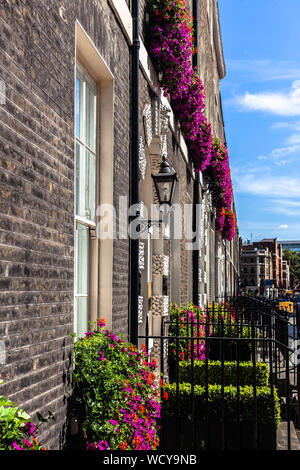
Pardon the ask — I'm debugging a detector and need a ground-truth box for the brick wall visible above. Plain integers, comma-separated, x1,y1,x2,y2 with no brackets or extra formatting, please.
0,0,233,450
0,0,131,449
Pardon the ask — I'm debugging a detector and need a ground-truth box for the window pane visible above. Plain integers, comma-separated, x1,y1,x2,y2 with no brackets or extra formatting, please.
85,149,95,221
76,297,88,338
76,145,95,221
76,223,89,295
85,81,96,151
75,73,85,141
76,142,85,218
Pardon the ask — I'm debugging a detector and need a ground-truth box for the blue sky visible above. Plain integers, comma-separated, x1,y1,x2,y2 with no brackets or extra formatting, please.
218,0,300,242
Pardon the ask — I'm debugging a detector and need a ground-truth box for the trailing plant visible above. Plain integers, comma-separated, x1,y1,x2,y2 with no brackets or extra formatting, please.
148,0,212,170
71,320,161,450
147,1,236,239
204,137,233,211
222,209,237,242
215,207,226,232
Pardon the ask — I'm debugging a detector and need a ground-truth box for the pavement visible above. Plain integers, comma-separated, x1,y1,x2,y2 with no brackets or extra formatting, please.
277,422,300,450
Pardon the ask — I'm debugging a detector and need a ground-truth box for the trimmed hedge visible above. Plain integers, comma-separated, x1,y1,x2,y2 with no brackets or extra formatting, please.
178,360,269,387
163,382,281,425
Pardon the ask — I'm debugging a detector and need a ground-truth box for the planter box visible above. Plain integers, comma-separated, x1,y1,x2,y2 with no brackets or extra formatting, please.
160,416,276,450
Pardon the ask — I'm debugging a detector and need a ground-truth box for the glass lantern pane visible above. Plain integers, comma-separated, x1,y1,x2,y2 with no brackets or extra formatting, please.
157,180,172,204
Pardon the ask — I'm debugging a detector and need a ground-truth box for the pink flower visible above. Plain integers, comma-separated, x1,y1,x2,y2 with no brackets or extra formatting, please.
87,442,96,450
12,442,24,450
97,440,109,450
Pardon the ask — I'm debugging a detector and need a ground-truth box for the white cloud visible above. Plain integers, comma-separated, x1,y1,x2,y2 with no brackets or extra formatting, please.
236,81,300,116
286,134,300,144
256,141,300,165
270,122,291,129
227,59,300,82
274,200,300,207
271,143,300,159
270,119,300,131
235,175,300,198
279,224,289,229
268,199,300,217
239,221,300,240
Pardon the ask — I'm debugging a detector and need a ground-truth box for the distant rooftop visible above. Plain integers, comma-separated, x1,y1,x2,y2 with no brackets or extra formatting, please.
278,241,300,244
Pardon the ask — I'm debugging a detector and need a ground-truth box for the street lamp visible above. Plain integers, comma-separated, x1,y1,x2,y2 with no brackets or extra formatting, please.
151,155,178,207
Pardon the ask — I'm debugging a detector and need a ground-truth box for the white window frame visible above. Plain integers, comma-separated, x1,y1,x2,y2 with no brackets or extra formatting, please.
74,22,114,333
74,64,97,337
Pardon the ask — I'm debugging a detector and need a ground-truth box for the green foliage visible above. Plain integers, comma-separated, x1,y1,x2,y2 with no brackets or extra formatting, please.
283,249,300,286
0,389,52,450
168,303,206,361
71,325,161,450
178,360,269,387
168,302,259,363
164,382,281,426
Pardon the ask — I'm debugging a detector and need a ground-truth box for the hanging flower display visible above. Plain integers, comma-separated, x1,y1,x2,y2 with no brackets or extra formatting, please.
205,138,233,211
148,0,212,170
186,120,213,172
215,207,226,232
148,0,236,239
222,209,237,241
149,0,195,100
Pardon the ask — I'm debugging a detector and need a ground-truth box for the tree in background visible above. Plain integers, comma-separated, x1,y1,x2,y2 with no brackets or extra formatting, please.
283,249,300,288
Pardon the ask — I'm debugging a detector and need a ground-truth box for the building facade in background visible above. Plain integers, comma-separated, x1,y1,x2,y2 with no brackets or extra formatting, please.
0,0,239,449
279,241,300,253
240,238,290,297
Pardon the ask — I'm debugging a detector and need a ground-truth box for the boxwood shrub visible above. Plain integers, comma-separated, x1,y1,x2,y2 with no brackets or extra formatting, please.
178,360,269,386
163,382,280,426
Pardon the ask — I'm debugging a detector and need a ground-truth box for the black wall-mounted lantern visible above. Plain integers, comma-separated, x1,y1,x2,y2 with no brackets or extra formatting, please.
151,155,178,207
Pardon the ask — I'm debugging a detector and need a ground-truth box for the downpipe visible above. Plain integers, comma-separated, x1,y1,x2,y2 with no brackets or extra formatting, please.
129,0,140,345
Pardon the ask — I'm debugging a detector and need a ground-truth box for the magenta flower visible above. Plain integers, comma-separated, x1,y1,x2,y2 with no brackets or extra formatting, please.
109,419,119,427
85,332,94,339
97,440,109,450
12,442,24,450
24,422,36,437
87,442,96,450
98,350,106,361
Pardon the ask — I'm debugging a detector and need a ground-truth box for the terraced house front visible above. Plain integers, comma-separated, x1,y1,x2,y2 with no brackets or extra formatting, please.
0,0,247,451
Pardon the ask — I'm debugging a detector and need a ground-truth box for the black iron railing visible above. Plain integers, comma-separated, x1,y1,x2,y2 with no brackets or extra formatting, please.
139,296,300,450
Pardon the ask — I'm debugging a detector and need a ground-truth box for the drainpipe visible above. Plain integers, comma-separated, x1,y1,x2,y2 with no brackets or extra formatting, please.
129,0,140,345
192,0,200,306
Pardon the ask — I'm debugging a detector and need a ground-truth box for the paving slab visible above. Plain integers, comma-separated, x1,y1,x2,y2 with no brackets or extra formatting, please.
277,421,300,450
